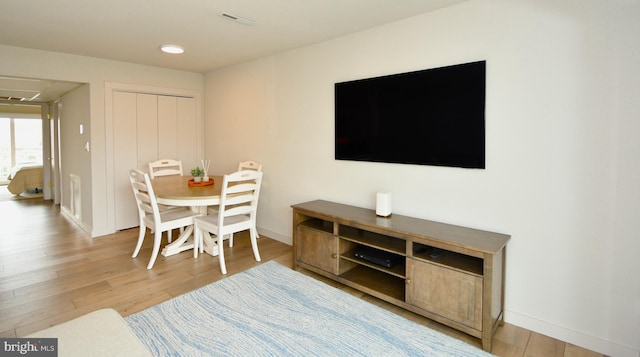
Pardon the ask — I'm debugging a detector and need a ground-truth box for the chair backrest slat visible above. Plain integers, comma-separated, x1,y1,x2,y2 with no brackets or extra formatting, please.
129,169,162,223
148,159,183,179
237,160,262,172
218,170,263,228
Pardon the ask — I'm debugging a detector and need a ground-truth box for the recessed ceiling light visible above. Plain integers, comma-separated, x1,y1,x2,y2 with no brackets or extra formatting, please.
160,45,184,54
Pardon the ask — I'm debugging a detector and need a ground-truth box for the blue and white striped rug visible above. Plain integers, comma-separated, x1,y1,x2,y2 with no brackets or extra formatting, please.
125,261,493,356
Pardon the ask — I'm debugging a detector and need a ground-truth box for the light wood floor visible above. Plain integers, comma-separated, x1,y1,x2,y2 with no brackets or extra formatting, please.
0,196,603,357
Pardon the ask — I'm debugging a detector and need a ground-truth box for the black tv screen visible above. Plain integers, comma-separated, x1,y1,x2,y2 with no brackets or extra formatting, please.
335,60,486,169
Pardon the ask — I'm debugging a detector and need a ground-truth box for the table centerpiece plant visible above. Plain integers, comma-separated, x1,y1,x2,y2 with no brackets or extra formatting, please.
190,167,204,182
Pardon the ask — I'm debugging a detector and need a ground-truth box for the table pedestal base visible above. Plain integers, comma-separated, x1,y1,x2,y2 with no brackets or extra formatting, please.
202,233,220,257
161,226,220,257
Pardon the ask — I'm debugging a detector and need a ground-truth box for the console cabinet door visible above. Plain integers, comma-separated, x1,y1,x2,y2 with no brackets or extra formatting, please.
295,225,337,274
406,258,483,331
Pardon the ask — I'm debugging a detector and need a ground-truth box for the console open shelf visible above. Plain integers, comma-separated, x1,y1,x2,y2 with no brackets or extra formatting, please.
292,199,510,352
299,217,333,234
339,225,406,254
339,264,406,301
412,243,484,276
342,246,406,278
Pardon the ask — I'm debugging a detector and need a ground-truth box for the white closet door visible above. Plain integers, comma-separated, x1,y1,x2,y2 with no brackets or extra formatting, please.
114,93,159,230
157,95,179,163
177,96,198,171
136,93,158,168
113,91,140,230
113,92,197,230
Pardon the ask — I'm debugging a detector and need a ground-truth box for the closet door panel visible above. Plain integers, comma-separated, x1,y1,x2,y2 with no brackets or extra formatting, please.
177,97,198,171
136,93,158,168
157,95,179,161
113,91,139,230
112,91,198,231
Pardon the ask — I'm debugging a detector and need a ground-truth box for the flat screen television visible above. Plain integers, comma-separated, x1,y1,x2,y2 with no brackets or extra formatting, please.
335,60,486,169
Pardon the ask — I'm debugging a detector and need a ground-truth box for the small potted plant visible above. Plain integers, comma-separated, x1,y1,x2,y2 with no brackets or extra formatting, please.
190,167,204,182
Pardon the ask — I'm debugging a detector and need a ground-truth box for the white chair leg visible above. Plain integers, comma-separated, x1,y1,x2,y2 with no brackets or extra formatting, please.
193,226,201,258
250,228,261,262
218,235,227,275
147,230,163,269
228,233,234,247
132,225,146,258
167,229,172,243
193,226,198,258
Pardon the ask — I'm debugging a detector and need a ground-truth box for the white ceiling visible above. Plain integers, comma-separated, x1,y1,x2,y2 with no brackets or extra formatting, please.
0,0,466,102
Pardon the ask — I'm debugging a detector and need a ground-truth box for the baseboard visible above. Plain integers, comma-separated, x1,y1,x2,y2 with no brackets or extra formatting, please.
505,310,639,357
60,206,114,238
90,228,116,238
257,227,291,246
60,206,92,234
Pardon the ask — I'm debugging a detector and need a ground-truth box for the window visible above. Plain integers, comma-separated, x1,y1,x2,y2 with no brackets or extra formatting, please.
0,116,43,181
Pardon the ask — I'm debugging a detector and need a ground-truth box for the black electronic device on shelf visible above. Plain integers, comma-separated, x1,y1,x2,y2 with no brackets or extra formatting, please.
353,246,401,268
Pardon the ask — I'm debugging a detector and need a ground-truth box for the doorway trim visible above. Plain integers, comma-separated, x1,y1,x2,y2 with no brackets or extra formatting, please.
0,101,54,201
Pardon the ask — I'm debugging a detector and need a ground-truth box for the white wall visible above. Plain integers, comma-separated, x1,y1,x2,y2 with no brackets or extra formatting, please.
203,0,640,355
611,0,640,352
0,44,204,236
59,84,92,228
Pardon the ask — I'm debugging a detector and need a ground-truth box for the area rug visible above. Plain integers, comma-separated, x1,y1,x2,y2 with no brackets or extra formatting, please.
125,261,493,357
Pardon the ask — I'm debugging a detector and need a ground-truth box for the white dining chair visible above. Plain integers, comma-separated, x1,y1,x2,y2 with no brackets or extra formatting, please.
194,170,263,274
207,160,262,244
207,162,263,245
148,159,183,179
147,159,186,240
129,169,201,269
237,160,262,172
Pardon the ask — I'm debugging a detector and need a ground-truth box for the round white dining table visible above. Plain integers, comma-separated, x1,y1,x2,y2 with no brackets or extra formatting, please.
151,175,222,257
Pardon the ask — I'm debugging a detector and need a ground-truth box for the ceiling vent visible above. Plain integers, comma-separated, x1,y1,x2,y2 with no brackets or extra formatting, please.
221,12,255,26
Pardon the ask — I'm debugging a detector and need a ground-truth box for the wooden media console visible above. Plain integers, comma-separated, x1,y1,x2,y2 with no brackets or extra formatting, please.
292,200,510,352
